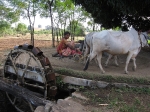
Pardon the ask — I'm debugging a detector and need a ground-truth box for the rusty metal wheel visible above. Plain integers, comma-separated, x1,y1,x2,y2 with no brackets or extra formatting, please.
3,44,57,112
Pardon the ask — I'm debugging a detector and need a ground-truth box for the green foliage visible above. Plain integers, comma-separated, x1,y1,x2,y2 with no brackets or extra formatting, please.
74,0,150,31
75,24,85,36
113,27,121,31
118,87,150,95
16,23,27,34
82,87,149,112
55,0,74,11
6,28,17,36
119,104,141,112
79,86,85,91
34,30,51,34
0,21,11,29
0,21,12,36
119,98,145,112
0,2,20,23
6,11,20,23
56,76,64,88
8,0,42,37
84,91,104,104
67,21,85,36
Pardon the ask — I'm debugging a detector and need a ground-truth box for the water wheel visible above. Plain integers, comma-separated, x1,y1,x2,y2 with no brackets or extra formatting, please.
3,44,57,112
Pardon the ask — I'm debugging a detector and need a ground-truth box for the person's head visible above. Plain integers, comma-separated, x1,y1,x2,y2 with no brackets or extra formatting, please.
64,31,70,39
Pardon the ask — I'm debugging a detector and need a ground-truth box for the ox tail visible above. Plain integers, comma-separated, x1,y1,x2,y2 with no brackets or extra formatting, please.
81,39,85,54
83,36,94,71
89,36,94,54
82,36,88,54
83,58,90,71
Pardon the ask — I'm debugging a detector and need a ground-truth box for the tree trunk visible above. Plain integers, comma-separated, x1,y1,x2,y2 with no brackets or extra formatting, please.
48,0,55,47
31,28,34,46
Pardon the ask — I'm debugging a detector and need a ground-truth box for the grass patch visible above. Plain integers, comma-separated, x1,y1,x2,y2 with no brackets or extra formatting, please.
54,67,150,85
80,87,150,112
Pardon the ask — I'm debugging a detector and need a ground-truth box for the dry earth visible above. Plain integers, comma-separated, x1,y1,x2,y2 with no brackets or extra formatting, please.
43,47,150,80
0,36,150,112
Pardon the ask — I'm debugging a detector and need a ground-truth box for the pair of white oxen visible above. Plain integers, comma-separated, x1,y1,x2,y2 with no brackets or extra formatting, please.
83,27,149,74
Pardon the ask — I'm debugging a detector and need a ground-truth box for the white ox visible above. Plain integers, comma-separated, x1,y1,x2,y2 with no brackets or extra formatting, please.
83,32,119,66
83,28,148,74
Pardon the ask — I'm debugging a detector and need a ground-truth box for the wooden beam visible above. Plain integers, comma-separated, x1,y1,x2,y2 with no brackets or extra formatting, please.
0,77,54,107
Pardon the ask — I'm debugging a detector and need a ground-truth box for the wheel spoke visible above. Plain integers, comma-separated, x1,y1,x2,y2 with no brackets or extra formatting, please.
15,105,24,112
21,56,32,83
13,97,16,104
28,101,34,112
6,92,13,104
8,54,19,78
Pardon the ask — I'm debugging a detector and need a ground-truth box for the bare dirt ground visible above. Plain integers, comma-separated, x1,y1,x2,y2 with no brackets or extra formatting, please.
43,47,150,80
0,37,150,112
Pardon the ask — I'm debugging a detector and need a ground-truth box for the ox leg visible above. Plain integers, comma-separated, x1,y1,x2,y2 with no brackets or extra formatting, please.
132,58,136,71
83,51,97,71
105,54,113,67
94,57,99,67
97,52,105,74
114,55,119,67
124,53,133,74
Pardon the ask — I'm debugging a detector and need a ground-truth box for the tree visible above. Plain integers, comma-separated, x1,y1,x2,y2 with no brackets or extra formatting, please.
54,1,87,40
16,23,27,34
74,23,85,36
53,0,70,39
0,21,11,36
47,0,55,47
67,22,85,36
0,1,20,24
74,0,150,31
38,0,56,47
8,0,40,46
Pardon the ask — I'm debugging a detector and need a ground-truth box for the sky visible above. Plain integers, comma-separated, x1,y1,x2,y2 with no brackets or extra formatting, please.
12,15,88,29
12,16,51,29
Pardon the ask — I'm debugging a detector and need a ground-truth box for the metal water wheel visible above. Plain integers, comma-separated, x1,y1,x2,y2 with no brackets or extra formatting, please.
3,44,57,112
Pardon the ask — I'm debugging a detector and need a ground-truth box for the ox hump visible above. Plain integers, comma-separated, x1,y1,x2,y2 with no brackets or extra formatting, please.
108,31,122,38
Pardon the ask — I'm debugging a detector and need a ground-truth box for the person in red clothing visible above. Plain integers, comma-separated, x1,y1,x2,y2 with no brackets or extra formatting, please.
57,31,81,56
